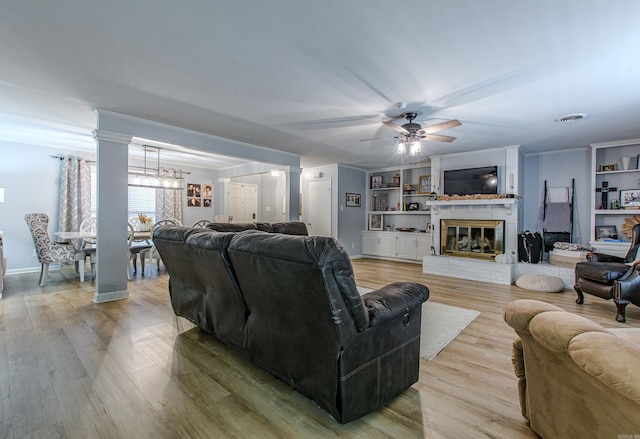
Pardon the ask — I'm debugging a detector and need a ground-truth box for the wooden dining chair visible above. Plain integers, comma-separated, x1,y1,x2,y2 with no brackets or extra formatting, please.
127,219,153,274
142,218,182,276
79,217,97,279
192,219,212,228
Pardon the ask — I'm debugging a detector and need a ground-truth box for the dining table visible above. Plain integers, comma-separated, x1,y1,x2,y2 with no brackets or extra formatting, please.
55,230,153,281
55,230,152,241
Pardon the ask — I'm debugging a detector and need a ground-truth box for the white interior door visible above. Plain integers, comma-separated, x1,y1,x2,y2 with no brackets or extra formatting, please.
229,183,257,222
307,179,331,236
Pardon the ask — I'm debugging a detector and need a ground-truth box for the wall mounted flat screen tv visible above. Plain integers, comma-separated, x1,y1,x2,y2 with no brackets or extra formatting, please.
443,166,498,195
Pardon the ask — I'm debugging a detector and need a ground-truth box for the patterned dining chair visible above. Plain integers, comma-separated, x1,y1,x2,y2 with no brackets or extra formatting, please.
24,213,87,286
192,219,212,228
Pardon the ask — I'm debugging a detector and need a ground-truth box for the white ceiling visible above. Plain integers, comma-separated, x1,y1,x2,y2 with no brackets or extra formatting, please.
2,1,640,170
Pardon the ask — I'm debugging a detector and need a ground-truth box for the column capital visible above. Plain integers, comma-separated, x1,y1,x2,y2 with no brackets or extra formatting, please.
93,129,133,144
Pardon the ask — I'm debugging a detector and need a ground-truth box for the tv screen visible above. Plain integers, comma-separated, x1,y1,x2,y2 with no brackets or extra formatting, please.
443,166,498,196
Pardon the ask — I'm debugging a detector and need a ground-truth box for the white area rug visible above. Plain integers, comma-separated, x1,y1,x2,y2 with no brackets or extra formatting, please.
357,287,481,361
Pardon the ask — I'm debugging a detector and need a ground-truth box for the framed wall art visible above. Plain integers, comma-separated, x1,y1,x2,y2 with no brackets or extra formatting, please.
346,193,361,207
368,213,383,231
621,189,640,209
599,163,618,172
418,175,431,194
595,225,617,239
370,175,383,189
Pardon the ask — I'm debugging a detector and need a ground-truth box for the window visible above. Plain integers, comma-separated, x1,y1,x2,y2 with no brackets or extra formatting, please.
90,165,156,221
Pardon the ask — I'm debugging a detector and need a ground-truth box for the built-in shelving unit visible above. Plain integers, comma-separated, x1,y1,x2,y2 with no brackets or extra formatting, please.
364,164,433,261
589,138,640,257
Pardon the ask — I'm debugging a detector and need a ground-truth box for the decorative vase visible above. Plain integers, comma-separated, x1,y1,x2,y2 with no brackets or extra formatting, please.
621,156,632,170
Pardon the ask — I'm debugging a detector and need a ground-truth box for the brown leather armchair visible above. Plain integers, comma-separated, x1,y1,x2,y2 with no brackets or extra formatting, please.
574,224,640,322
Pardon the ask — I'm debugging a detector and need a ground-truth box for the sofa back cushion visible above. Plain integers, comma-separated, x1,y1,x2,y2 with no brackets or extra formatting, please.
153,227,248,349
227,230,367,412
271,221,308,235
206,223,258,232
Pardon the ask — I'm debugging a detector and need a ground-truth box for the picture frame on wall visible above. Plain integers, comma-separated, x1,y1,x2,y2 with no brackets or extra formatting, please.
368,213,383,231
620,189,640,208
418,175,431,194
346,193,361,207
595,225,617,239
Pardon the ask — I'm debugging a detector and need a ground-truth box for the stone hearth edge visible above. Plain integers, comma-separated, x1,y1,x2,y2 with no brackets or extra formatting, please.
422,255,574,289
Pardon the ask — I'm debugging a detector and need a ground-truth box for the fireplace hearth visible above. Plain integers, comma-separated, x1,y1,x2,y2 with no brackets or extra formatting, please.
441,219,504,260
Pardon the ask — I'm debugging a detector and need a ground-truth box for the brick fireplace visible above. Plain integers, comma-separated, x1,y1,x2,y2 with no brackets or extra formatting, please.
441,219,504,260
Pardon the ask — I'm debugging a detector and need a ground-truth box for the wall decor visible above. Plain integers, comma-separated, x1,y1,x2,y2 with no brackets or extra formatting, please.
368,213,383,231
346,193,361,207
203,184,212,208
599,163,618,172
595,225,617,239
621,189,640,209
418,175,431,194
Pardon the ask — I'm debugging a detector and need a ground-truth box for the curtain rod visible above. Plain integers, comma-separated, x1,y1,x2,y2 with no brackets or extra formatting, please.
51,155,191,174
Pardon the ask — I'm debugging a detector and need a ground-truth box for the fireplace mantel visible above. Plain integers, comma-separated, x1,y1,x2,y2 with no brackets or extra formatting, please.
427,198,517,215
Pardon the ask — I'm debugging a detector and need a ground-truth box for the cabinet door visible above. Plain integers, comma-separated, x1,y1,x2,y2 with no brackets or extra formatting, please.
396,234,417,259
378,234,397,257
416,234,431,260
362,232,379,255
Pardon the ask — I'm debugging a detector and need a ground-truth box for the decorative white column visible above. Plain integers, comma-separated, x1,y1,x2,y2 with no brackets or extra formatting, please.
93,129,132,303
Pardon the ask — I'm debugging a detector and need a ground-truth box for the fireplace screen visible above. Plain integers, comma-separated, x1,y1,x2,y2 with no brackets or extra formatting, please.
440,219,504,260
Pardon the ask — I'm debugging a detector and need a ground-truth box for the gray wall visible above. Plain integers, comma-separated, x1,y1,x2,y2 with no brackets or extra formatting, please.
522,148,590,247
337,165,366,256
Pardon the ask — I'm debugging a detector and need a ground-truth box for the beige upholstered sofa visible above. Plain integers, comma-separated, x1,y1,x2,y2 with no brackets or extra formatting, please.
504,299,640,438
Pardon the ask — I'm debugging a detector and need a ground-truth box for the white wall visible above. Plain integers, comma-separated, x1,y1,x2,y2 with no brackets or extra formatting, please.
302,164,366,256
0,142,64,272
0,141,221,272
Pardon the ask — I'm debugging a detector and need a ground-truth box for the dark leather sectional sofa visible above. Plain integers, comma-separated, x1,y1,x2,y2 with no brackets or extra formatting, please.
152,222,430,423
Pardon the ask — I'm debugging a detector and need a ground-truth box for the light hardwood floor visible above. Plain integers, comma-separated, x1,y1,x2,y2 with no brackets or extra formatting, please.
1,259,638,438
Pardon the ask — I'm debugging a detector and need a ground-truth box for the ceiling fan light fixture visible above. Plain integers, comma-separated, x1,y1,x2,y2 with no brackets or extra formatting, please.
410,140,421,155
397,140,406,154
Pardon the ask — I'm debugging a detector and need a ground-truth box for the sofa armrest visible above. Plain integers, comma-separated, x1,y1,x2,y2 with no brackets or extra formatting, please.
362,282,429,327
511,336,528,418
588,252,624,263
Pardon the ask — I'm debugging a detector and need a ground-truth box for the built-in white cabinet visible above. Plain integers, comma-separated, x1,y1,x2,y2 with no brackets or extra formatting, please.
362,231,432,261
589,138,640,256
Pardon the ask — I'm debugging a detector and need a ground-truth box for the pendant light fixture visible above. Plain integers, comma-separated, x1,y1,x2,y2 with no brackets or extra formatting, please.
128,145,185,190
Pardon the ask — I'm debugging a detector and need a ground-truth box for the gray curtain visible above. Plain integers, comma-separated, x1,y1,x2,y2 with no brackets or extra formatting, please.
58,156,91,232
156,169,183,222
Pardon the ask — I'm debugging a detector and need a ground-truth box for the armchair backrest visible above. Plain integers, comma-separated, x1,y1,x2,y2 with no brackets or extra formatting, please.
24,213,75,264
624,224,640,262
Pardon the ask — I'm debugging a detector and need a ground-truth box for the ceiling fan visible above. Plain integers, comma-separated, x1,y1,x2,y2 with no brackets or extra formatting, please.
361,112,462,155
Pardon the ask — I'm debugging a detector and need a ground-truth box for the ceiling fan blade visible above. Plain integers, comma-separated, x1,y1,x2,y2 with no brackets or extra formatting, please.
418,119,462,135
420,134,457,143
360,135,397,141
383,120,410,135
